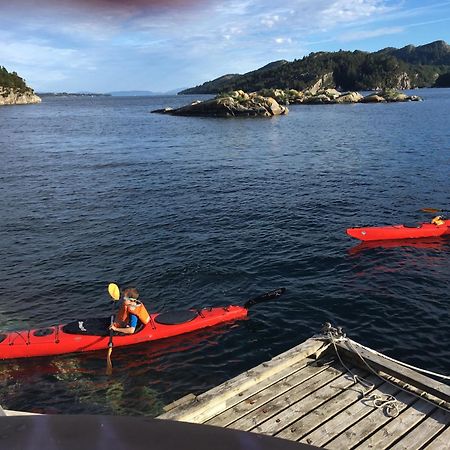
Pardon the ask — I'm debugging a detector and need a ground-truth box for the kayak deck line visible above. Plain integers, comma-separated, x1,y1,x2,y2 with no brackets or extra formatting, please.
158,324,450,449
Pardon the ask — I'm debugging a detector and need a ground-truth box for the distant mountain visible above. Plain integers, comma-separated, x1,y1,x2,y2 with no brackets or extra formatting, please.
179,40,450,94
375,40,450,65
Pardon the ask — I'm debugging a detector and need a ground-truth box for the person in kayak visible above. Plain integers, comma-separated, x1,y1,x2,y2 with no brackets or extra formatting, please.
109,287,151,334
431,215,446,226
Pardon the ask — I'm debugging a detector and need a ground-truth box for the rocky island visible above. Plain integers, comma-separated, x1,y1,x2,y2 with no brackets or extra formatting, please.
152,87,421,118
152,90,288,117
0,66,41,106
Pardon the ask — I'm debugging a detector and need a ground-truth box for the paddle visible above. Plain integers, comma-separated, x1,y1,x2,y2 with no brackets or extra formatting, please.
106,282,121,375
420,208,446,214
244,287,286,309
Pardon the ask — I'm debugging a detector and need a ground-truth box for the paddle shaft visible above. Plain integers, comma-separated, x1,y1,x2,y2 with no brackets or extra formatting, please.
421,208,448,214
106,313,114,375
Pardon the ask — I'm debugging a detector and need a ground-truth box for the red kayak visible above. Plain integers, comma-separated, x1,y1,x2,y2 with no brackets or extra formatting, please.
0,288,285,360
346,219,450,241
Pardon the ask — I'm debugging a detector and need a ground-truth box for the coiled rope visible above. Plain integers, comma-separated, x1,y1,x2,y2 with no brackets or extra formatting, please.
325,328,400,417
322,323,449,417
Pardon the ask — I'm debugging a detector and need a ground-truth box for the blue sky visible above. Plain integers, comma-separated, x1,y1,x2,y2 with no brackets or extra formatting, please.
1,0,449,93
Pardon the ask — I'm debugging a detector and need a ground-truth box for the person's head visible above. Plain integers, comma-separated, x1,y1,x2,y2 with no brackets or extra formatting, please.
123,287,140,305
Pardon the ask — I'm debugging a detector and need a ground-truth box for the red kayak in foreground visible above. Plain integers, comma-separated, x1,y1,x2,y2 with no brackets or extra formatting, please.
346,219,450,241
0,288,285,360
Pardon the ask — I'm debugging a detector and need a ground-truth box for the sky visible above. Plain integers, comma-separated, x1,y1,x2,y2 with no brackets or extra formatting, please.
1,0,449,93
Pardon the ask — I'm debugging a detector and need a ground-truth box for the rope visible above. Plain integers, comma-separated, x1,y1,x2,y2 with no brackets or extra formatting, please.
322,325,449,415
348,339,450,381
365,393,400,418
326,331,400,418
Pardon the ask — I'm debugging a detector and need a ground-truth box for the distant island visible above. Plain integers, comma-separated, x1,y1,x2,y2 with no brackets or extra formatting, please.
108,89,185,96
0,66,41,106
179,40,450,95
39,92,111,97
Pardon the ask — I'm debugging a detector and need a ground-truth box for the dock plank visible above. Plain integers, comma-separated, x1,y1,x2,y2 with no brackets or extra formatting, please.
158,338,327,423
354,399,436,449
206,358,331,427
388,407,450,450
298,381,400,448
275,373,383,442
252,367,368,436
227,362,346,432
423,425,450,450
310,389,417,448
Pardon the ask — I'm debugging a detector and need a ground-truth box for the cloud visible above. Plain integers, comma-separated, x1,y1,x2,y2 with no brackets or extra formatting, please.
338,26,405,42
274,37,293,45
0,0,213,13
3,0,444,92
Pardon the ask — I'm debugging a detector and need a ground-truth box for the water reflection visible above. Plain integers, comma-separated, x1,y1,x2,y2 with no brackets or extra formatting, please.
347,236,449,256
0,323,237,415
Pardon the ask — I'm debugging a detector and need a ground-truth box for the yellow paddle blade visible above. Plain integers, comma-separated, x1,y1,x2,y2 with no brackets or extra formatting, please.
108,283,121,301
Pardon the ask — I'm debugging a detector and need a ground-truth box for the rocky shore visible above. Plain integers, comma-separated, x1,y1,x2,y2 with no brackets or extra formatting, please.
261,87,422,105
152,88,421,118
0,87,41,106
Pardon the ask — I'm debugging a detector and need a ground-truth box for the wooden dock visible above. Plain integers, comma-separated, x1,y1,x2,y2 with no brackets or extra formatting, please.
158,330,450,449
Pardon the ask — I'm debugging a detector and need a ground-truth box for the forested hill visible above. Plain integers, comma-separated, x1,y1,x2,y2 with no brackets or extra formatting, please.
0,66,30,91
179,40,450,94
0,66,41,105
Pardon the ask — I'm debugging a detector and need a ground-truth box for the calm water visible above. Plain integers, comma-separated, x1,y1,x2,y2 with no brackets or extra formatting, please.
0,90,449,416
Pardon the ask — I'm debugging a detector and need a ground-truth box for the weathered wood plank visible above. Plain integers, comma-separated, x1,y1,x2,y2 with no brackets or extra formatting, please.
378,370,450,411
252,367,368,436
335,339,450,405
344,400,436,449
422,424,450,450
158,338,327,423
315,388,418,449
163,394,196,413
388,407,450,450
275,373,383,442
206,358,329,427
298,381,400,448
227,362,346,432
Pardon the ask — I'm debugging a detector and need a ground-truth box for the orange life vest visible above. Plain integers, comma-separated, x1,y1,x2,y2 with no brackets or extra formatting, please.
431,216,445,226
115,302,150,327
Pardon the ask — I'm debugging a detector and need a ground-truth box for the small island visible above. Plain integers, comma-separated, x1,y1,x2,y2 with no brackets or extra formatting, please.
152,87,421,118
0,66,41,106
152,90,289,117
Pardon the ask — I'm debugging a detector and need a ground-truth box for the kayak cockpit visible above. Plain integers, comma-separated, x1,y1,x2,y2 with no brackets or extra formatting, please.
154,310,198,325
62,317,126,336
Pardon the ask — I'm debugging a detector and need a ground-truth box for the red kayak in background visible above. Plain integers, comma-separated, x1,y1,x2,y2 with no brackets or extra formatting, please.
0,288,285,360
346,219,450,241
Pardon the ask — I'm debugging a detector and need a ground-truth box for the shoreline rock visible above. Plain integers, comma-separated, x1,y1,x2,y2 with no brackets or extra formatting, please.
260,87,422,105
0,87,41,106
